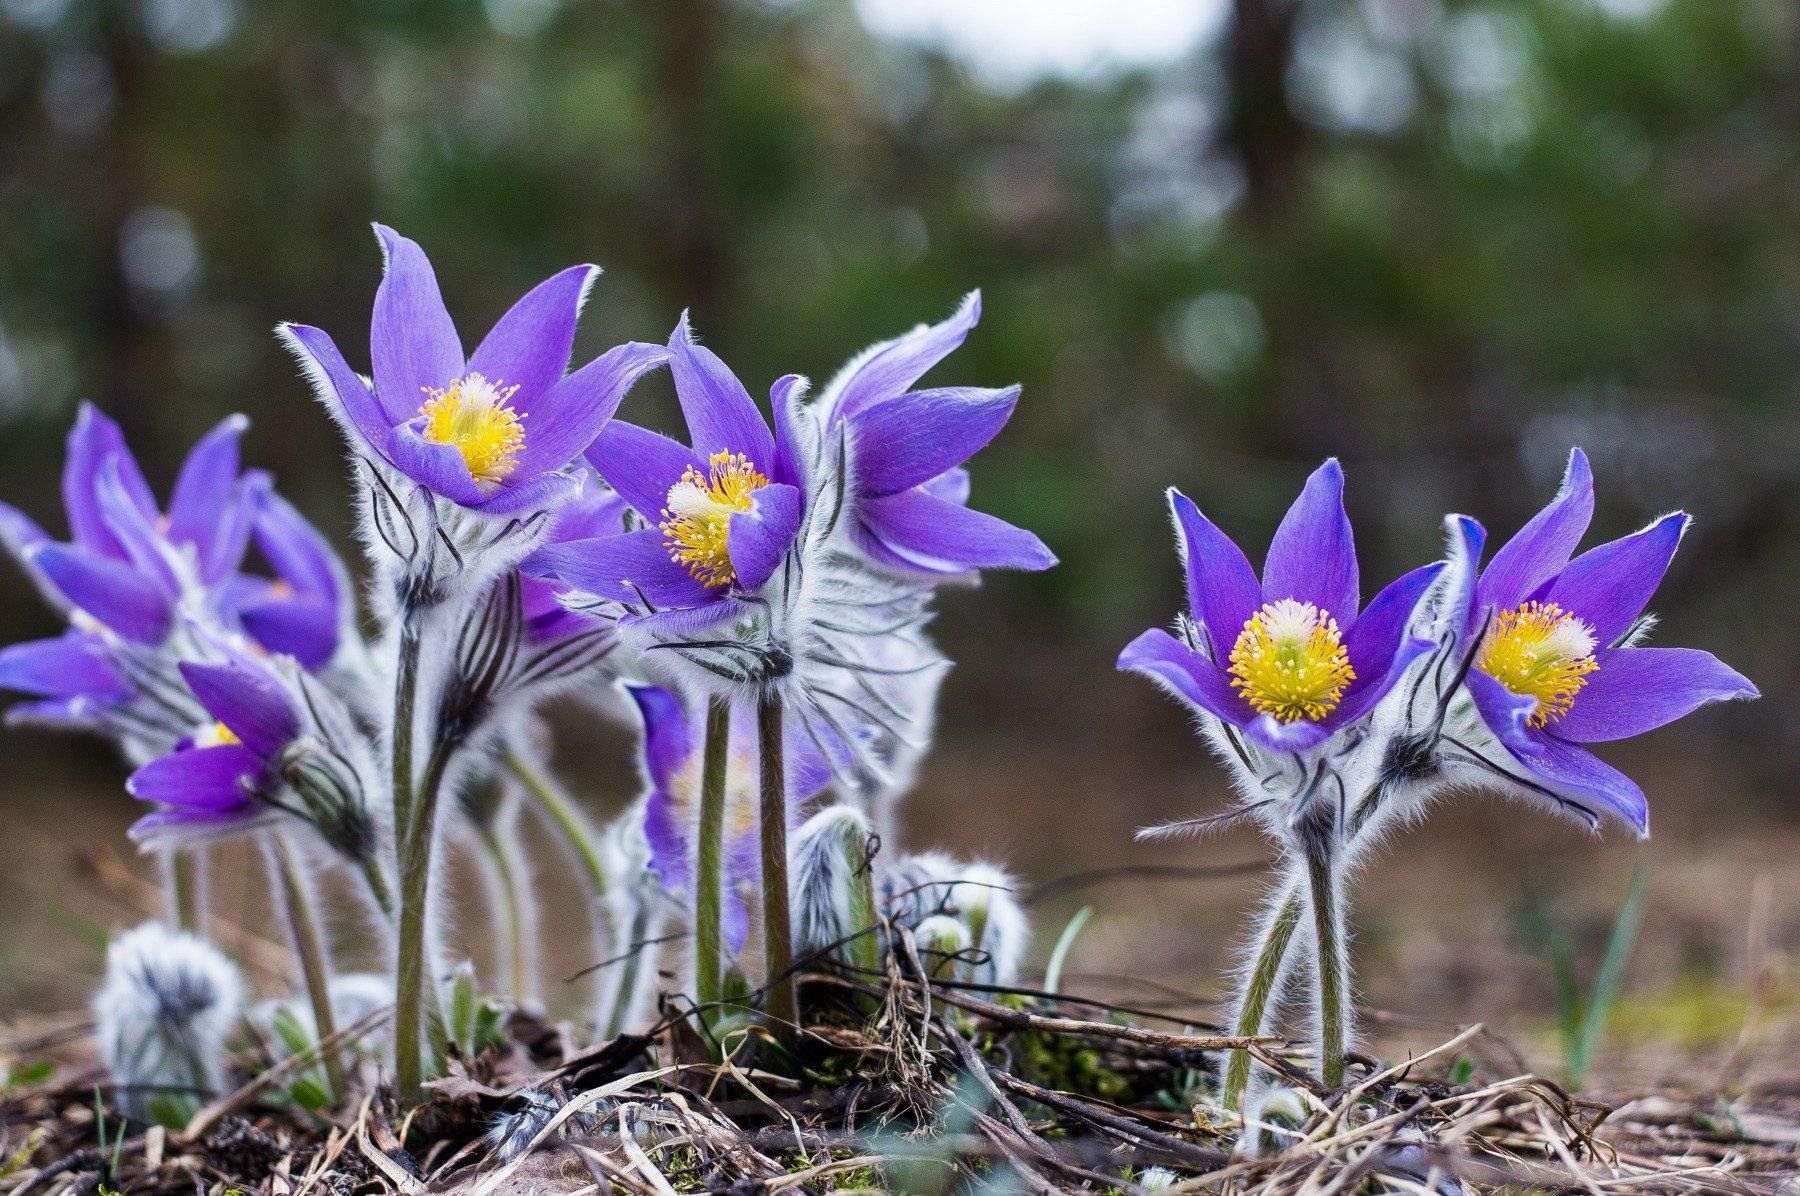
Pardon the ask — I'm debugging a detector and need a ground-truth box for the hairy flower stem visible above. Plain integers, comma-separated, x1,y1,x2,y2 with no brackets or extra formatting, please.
394,738,452,1104
478,826,533,1005
391,611,422,853
758,692,797,1044
1221,882,1303,1110
266,834,345,1103
692,697,731,1018
1298,808,1349,1089
504,746,611,898
164,847,204,935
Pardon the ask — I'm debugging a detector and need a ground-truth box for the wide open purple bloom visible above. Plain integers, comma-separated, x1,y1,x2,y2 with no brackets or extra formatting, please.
279,226,668,517
628,685,830,955
125,654,301,843
1118,460,1443,753
1443,449,1757,835
818,293,1055,578
525,314,807,630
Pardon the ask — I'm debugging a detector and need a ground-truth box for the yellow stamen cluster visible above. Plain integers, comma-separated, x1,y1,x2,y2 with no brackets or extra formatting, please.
418,372,525,487
1477,601,1599,727
1227,599,1356,723
660,451,768,588
198,721,239,748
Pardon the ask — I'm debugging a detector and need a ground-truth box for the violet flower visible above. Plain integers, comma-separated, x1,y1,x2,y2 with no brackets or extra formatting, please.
1118,461,1443,754
279,225,667,519
814,293,1055,578
1439,449,1758,834
520,483,628,643
219,489,355,672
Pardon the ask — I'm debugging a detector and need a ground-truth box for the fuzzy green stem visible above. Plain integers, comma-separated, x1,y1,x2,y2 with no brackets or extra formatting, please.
268,834,345,1103
478,826,533,1005
359,857,395,922
1222,881,1302,1110
394,740,453,1104
692,697,732,1016
390,613,421,854
165,847,203,935
504,746,611,897
1302,829,1348,1089
757,692,797,1043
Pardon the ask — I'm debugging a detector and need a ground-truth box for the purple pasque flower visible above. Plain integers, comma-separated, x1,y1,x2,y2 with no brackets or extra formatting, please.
628,685,830,954
519,482,629,643
1118,460,1444,754
278,225,667,519
1441,448,1757,834
814,292,1055,578
0,629,135,732
218,489,355,672
526,313,807,630
125,653,301,844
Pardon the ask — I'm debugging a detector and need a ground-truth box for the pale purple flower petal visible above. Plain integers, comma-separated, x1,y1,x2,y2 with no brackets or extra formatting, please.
178,658,299,758
668,313,775,467
830,290,980,423
1545,511,1688,646
468,264,596,406
850,386,1019,498
858,488,1055,575
385,424,485,506
370,224,464,425
524,528,713,607
1553,647,1757,743
278,323,393,461
1261,458,1358,625
510,341,669,477
1169,488,1261,657
726,482,803,590
1524,735,1649,835
29,543,172,643
1478,447,1593,611
585,421,707,523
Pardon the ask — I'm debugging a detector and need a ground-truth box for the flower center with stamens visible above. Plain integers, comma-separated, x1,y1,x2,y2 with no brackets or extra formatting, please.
196,722,239,748
659,451,768,588
418,372,525,487
1476,601,1598,727
1227,599,1356,723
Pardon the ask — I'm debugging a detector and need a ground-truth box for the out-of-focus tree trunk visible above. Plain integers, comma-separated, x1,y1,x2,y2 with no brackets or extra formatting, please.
650,0,729,321
1223,0,1304,224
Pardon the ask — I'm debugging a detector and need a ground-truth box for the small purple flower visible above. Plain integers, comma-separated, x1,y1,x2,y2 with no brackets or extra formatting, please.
219,489,354,671
526,315,807,629
1445,449,1757,833
125,655,300,843
817,293,1055,578
279,226,667,517
1118,461,1443,753
628,685,830,954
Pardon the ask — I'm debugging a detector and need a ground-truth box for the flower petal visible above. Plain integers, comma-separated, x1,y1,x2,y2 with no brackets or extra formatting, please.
770,373,810,488
1479,446,1593,611
1261,459,1358,626
472,469,579,517
63,405,157,560
1522,735,1649,835
1546,511,1688,646
1168,488,1260,657
278,323,394,461
371,224,464,424
668,312,775,467
28,543,172,642
524,527,713,607
94,456,183,597
1329,562,1446,728
585,420,707,523
238,597,340,672
167,414,249,569
628,684,693,796
511,340,669,477
859,488,1056,575
252,490,347,608
178,658,299,758
0,632,129,700
727,482,803,590
385,424,485,506
127,743,263,810
825,291,981,423
850,386,1019,498
1553,647,1757,743
468,264,597,405
1465,668,1545,765
1116,627,1250,730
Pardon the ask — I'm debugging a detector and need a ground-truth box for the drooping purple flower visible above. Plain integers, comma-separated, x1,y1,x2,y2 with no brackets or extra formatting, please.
815,293,1055,579
1118,460,1443,753
1441,449,1757,834
125,654,301,843
628,685,830,954
525,314,807,631
278,225,667,518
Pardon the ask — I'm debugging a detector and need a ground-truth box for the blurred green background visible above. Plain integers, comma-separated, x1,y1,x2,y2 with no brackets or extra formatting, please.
0,0,1792,1077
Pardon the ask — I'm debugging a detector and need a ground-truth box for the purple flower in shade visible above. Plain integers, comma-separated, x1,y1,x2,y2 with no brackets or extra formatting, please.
1438,449,1757,835
526,314,807,630
0,629,134,732
519,483,628,643
278,225,668,519
628,685,831,954
814,293,1055,579
125,655,301,844
1118,461,1444,754
219,489,355,672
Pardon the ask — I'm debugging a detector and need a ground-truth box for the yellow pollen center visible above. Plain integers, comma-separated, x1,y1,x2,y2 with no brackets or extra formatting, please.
659,451,768,588
1476,601,1599,727
198,721,239,748
418,372,525,487
1227,599,1357,723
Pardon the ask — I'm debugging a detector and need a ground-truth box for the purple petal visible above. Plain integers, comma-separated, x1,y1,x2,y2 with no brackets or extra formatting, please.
252,490,345,607
468,264,596,405
238,597,340,671
1479,447,1593,611
618,596,749,638
193,470,268,587
1241,713,1335,753
371,225,465,425
94,456,182,597
29,543,172,643
1546,512,1688,646
128,803,272,846
628,684,693,795
585,420,706,523
127,743,263,810
926,467,970,506
1169,488,1260,657
547,487,629,544
511,340,669,477
1116,628,1251,730
524,527,713,607
0,502,66,612
850,386,1018,498
278,323,394,461
64,405,156,560
1523,735,1649,835
770,374,809,488
858,488,1056,575
1553,647,1757,743
178,658,299,758
1261,459,1358,626
472,469,579,517
726,482,802,590
668,313,775,466
385,424,485,506
1328,562,1446,727
0,632,129,700
1444,515,1488,639
166,414,248,566
828,291,981,423
1465,668,1545,765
